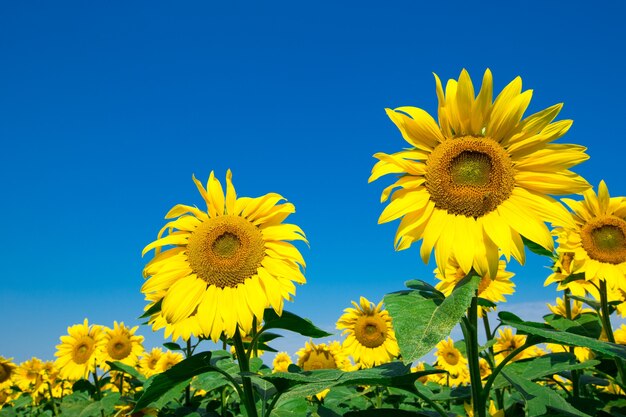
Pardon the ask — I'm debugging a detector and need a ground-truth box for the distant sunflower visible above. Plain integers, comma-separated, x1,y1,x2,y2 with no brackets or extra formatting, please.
272,352,293,373
155,351,183,373
553,181,626,291
435,258,514,316
55,319,104,381
13,358,43,393
434,337,467,375
544,252,595,297
336,297,399,368
547,297,592,319
296,341,352,372
0,357,15,387
370,69,588,278
139,348,164,378
142,170,307,341
101,322,144,370
494,328,543,363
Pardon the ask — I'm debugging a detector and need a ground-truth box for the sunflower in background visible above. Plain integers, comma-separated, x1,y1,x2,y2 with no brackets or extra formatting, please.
155,351,183,373
336,296,399,368
272,352,293,373
55,319,105,381
296,341,353,372
0,357,15,388
370,69,589,278
494,328,543,363
434,258,515,316
139,348,164,378
552,181,626,291
13,358,44,394
100,322,144,371
434,337,467,375
142,170,307,342
547,297,593,319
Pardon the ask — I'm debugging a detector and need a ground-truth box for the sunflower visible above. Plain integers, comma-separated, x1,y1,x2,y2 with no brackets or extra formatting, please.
544,252,596,297
479,358,491,380
55,319,104,381
336,296,399,368
13,358,43,393
546,343,594,363
434,337,467,375
494,328,543,363
0,357,16,387
142,170,307,342
272,352,293,373
139,348,164,378
100,322,144,370
296,341,353,372
155,351,183,373
370,69,589,278
553,181,626,291
546,297,593,319
434,258,514,316
432,366,470,387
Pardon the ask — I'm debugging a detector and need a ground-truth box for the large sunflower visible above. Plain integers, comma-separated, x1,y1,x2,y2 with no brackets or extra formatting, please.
552,181,626,291
55,319,105,381
370,69,589,277
336,296,399,368
142,170,307,341
100,322,144,370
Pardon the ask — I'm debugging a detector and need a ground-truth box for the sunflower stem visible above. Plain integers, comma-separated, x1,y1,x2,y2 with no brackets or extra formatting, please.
461,295,485,417
599,279,626,387
46,382,59,416
563,289,581,399
233,327,258,417
91,368,105,417
185,339,192,406
482,313,503,411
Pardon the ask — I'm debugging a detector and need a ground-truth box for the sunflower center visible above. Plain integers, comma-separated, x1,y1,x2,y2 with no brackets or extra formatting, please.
301,350,338,371
425,137,515,218
581,216,626,265
445,351,459,366
187,215,266,288
354,316,387,348
108,336,132,360
71,338,94,365
0,363,11,383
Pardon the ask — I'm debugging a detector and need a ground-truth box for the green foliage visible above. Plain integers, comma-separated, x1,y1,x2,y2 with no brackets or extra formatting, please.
384,273,480,363
262,309,333,338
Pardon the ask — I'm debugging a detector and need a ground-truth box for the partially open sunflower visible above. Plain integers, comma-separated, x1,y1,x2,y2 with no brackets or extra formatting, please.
142,170,307,341
370,69,589,277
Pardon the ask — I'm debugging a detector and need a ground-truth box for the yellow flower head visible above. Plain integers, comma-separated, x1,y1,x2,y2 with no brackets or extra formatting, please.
370,69,589,278
13,358,44,393
336,296,399,368
272,352,293,373
55,319,105,381
155,351,184,373
100,321,144,370
553,181,626,291
142,170,307,342
139,348,164,378
546,343,595,363
296,340,352,372
547,297,593,319
0,357,16,387
494,328,542,363
434,337,467,375
435,258,515,316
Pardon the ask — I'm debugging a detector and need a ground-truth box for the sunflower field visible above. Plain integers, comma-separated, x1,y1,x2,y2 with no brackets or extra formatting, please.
3,69,626,417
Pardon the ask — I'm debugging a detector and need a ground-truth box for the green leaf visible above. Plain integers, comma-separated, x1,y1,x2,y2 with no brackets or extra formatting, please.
543,313,602,339
106,360,146,382
492,353,600,389
384,272,480,363
404,280,445,299
134,351,214,411
263,309,332,338
163,342,183,351
139,299,162,318
499,311,626,359
521,236,554,258
502,369,591,417
60,392,92,417
568,295,601,310
270,397,310,417
78,393,121,417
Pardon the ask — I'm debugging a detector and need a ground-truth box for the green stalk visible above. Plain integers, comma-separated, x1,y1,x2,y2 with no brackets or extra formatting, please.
46,382,59,416
482,313,503,410
233,328,259,417
91,367,105,417
481,342,531,404
185,339,192,406
563,290,581,398
599,279,626,386
461,296,485,417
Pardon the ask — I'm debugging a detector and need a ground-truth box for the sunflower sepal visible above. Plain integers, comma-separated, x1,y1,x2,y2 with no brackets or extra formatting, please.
139,299,162,319
521,236,555,259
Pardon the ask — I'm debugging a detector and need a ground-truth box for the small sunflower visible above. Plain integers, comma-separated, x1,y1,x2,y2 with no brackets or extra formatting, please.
553,181,626,290
547,297,593,319
296,341,352,372
55,319,104,381
0,357,16,387
434,258,515,316
139,348,164,378
544,252,596,297
370,69,588,278
13,358,44,393
432,366,470,387
272,352,293,373
434,337,467,375
155,351,183,373
546,343,594,363
410,362,429,384
494,328,542,363
142,170,307,342
336,296,399,368
101,322,144,370
479,357,491,380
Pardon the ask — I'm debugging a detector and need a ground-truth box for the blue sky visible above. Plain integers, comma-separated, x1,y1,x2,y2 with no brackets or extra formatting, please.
1,1,626,362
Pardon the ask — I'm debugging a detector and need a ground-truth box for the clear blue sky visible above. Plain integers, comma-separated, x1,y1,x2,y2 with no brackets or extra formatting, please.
2,1,625,362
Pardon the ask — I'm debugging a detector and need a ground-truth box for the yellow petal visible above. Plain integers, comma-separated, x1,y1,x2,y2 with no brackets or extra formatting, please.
162,275,206,324
378,189,430,224
207,171,225,217
225,169,237,215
